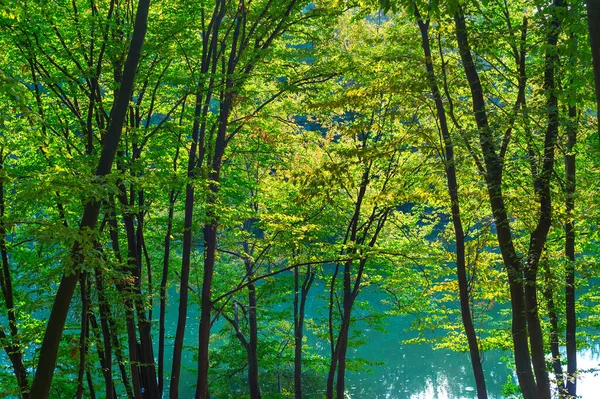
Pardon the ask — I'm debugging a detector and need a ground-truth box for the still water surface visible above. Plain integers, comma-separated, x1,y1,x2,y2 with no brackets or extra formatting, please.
164,286,600,398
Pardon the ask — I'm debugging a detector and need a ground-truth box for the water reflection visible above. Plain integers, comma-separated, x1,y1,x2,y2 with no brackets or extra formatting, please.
344,330,600,399
162,286,600,398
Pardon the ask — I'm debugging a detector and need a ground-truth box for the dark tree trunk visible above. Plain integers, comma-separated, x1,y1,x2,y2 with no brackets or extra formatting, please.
30,0,150,396
170,3,224,395
76,275,90,399
524,2,564,396
117,183,158,398
542,258,566,396
88,306,117,399
169,119,200,399
587,0,600,141
92,254,117,398
453,8,538,399
96,249,134,399
196,107,230,398
196,218,218,399
158,189,176,396
335,263,354,399
415,12,488,399
565,104,578,397
86,369,96,399
108,196,142,399
158,102,183,397
294,264,315,399
326,170,370,399
247,277,261,399
0,154,29,398
196,14,239,397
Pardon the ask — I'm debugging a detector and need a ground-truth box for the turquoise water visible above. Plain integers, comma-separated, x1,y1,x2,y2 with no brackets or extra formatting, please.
161,285,600,398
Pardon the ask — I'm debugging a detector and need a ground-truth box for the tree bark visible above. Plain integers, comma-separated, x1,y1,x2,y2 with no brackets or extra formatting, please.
170,3,224,396
158,189,176,396
88,304,117,399
587,0,600,141
169,114,201,399
415,11,488,398
524,2,564,396
196,7,241,397
0,154,29,398
565,104,577,398
29,0,150,396
247,276,261,399
453,8,538,399
195,92,232,399
294,264,315,399
542,258,567,396
76,275,90,399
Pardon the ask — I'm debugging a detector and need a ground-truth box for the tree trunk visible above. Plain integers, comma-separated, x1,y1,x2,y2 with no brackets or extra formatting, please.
158,189,176,396
294,264,315,399
453,8,538,399
29,0,150,395
587,0,600,141
118,187,158,398
565,104,577,397
247,277,261,399
335,263,353,399
0,156,29,398
196,19,238,395
196,114,229,398
542,258,566,396
169,97,202,399
415,12,488,399
88,306,117,399
524,1,565,396
170,2,224,394
76,275,90,399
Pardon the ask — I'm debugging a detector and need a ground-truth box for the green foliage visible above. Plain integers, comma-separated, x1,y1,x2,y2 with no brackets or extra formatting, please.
0,0,598,397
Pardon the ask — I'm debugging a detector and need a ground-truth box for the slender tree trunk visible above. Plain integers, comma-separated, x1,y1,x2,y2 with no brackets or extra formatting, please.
117,186,159,398
93,256,117,399
0,155,29,398
326,168,372,399
453,8,538,399
523,2,565,396
76,275,90,399
30,0,150,395
196,123,229,398
196,47,236,399
335,263,353,399
95,248,133,398
108,197,142,399
293,266,302,399
169,92,203,399
86,369,96,399
415,12,488,399
587,0,600,141
542,257,566,396
294,264,315,399
158,104,183,396
88,307,117,399
158,189,176,396
196,218,217,399
170,2,224,392
565,104,577,397
247,277,261,399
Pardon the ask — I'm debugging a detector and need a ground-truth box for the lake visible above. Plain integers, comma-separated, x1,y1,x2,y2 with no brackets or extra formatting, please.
162,284,600,398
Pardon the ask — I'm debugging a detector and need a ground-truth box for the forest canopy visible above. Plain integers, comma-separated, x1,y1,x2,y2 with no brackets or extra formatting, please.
0,0,599,398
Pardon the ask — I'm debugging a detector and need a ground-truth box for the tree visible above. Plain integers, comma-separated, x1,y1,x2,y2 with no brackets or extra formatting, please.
30,0,151,397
